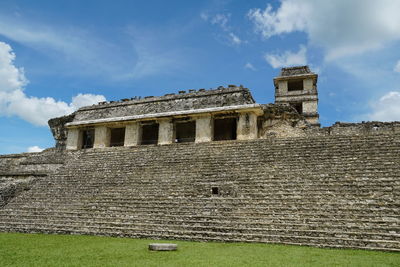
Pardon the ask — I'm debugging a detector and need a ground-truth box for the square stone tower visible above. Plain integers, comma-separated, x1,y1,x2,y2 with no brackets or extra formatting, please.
273,66,319,126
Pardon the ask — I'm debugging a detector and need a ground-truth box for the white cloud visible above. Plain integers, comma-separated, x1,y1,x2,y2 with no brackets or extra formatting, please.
244,63,256,71
394,60,400,73
0,41,106,126
248,0,400,60
229,33,242,45
200,12,209,21
201,12,231,31
0,42,28,92
264,45,307,68
210,14,230,31
27,146,44,153
367,91,400,121
201,12,244,46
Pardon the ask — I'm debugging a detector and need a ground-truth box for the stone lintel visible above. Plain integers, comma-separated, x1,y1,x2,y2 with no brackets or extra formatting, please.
275,95,318,102
93,126,111,148
273,73,317,85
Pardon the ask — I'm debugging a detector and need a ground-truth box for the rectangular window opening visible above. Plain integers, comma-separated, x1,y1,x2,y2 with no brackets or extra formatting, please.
212,187,219,195
213,117,237,141
290,103,303,114
110,127,125,147
175,121,195,143
288,80,304,91
81,128,94,149
140,123,159,145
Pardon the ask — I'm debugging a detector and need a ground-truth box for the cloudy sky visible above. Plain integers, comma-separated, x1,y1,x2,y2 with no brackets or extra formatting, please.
0,0,400,154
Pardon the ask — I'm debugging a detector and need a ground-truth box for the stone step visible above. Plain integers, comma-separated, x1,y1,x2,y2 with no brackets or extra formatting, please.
0,222,399,251
0,214,398,234
0,220,398,244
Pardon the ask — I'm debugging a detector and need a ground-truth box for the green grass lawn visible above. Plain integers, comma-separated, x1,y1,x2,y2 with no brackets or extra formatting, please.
0,233,399,267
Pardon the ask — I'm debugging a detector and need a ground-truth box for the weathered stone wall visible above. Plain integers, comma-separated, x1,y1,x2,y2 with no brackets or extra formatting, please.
0,134,398,251
257,107,400,139
0,149,66,207
0,176,37,207
48,113,75,149
73,86,255,122
318,121,400,136
258,104,309,138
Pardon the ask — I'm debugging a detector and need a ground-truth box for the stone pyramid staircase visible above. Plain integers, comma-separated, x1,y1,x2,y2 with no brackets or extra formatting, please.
0,135,399,251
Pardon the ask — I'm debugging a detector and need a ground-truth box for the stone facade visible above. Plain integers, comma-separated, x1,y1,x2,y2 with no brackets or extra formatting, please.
274,66,319,126
0,66,399,251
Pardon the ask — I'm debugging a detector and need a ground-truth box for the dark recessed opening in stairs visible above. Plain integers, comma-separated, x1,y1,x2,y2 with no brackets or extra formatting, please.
212,187,219,195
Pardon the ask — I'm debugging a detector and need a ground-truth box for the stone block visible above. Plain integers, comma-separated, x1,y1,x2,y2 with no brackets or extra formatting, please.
93,126,111,148
237,112,258,140
124,123,140,146
158,119,173,145
195,115,213,143
148,243,178,251
66,128,82,150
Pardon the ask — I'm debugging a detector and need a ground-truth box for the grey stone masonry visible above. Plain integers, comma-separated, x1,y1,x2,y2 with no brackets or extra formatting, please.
0,149,66,207
48,113,75,149
279,66,313,77
72,86,255,123
274,66,319,126
0,134,399,251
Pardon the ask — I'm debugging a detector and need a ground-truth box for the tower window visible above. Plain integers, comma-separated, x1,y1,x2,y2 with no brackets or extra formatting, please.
288,80,303,91
290,103,303,114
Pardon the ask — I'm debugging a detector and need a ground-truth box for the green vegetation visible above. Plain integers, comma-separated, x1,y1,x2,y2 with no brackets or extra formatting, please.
0,233,398,267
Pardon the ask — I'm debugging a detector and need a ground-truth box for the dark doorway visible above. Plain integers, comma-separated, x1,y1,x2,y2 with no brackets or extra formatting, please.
213,118,237,141
141,123,159,145
175,121,195,143
110,128,125,147
290,102,303,114
81,129,94,149
288,79,303,91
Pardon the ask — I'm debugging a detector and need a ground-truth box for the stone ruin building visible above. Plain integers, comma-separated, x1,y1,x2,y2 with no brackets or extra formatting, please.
0,66,399,251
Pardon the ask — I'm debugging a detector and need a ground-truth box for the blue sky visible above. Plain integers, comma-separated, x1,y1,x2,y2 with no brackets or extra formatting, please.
1,0,400,154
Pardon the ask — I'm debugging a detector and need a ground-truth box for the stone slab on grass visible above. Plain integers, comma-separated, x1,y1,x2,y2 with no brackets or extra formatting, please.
149,243,178,251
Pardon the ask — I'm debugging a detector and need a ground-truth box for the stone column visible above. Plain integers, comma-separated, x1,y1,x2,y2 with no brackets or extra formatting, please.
278,80,288,95
66,128,82,150
93,126,111,148
303,78,311,92
237,112,258,140
158,119,173,145
195,115,213,143
124,122,140,146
